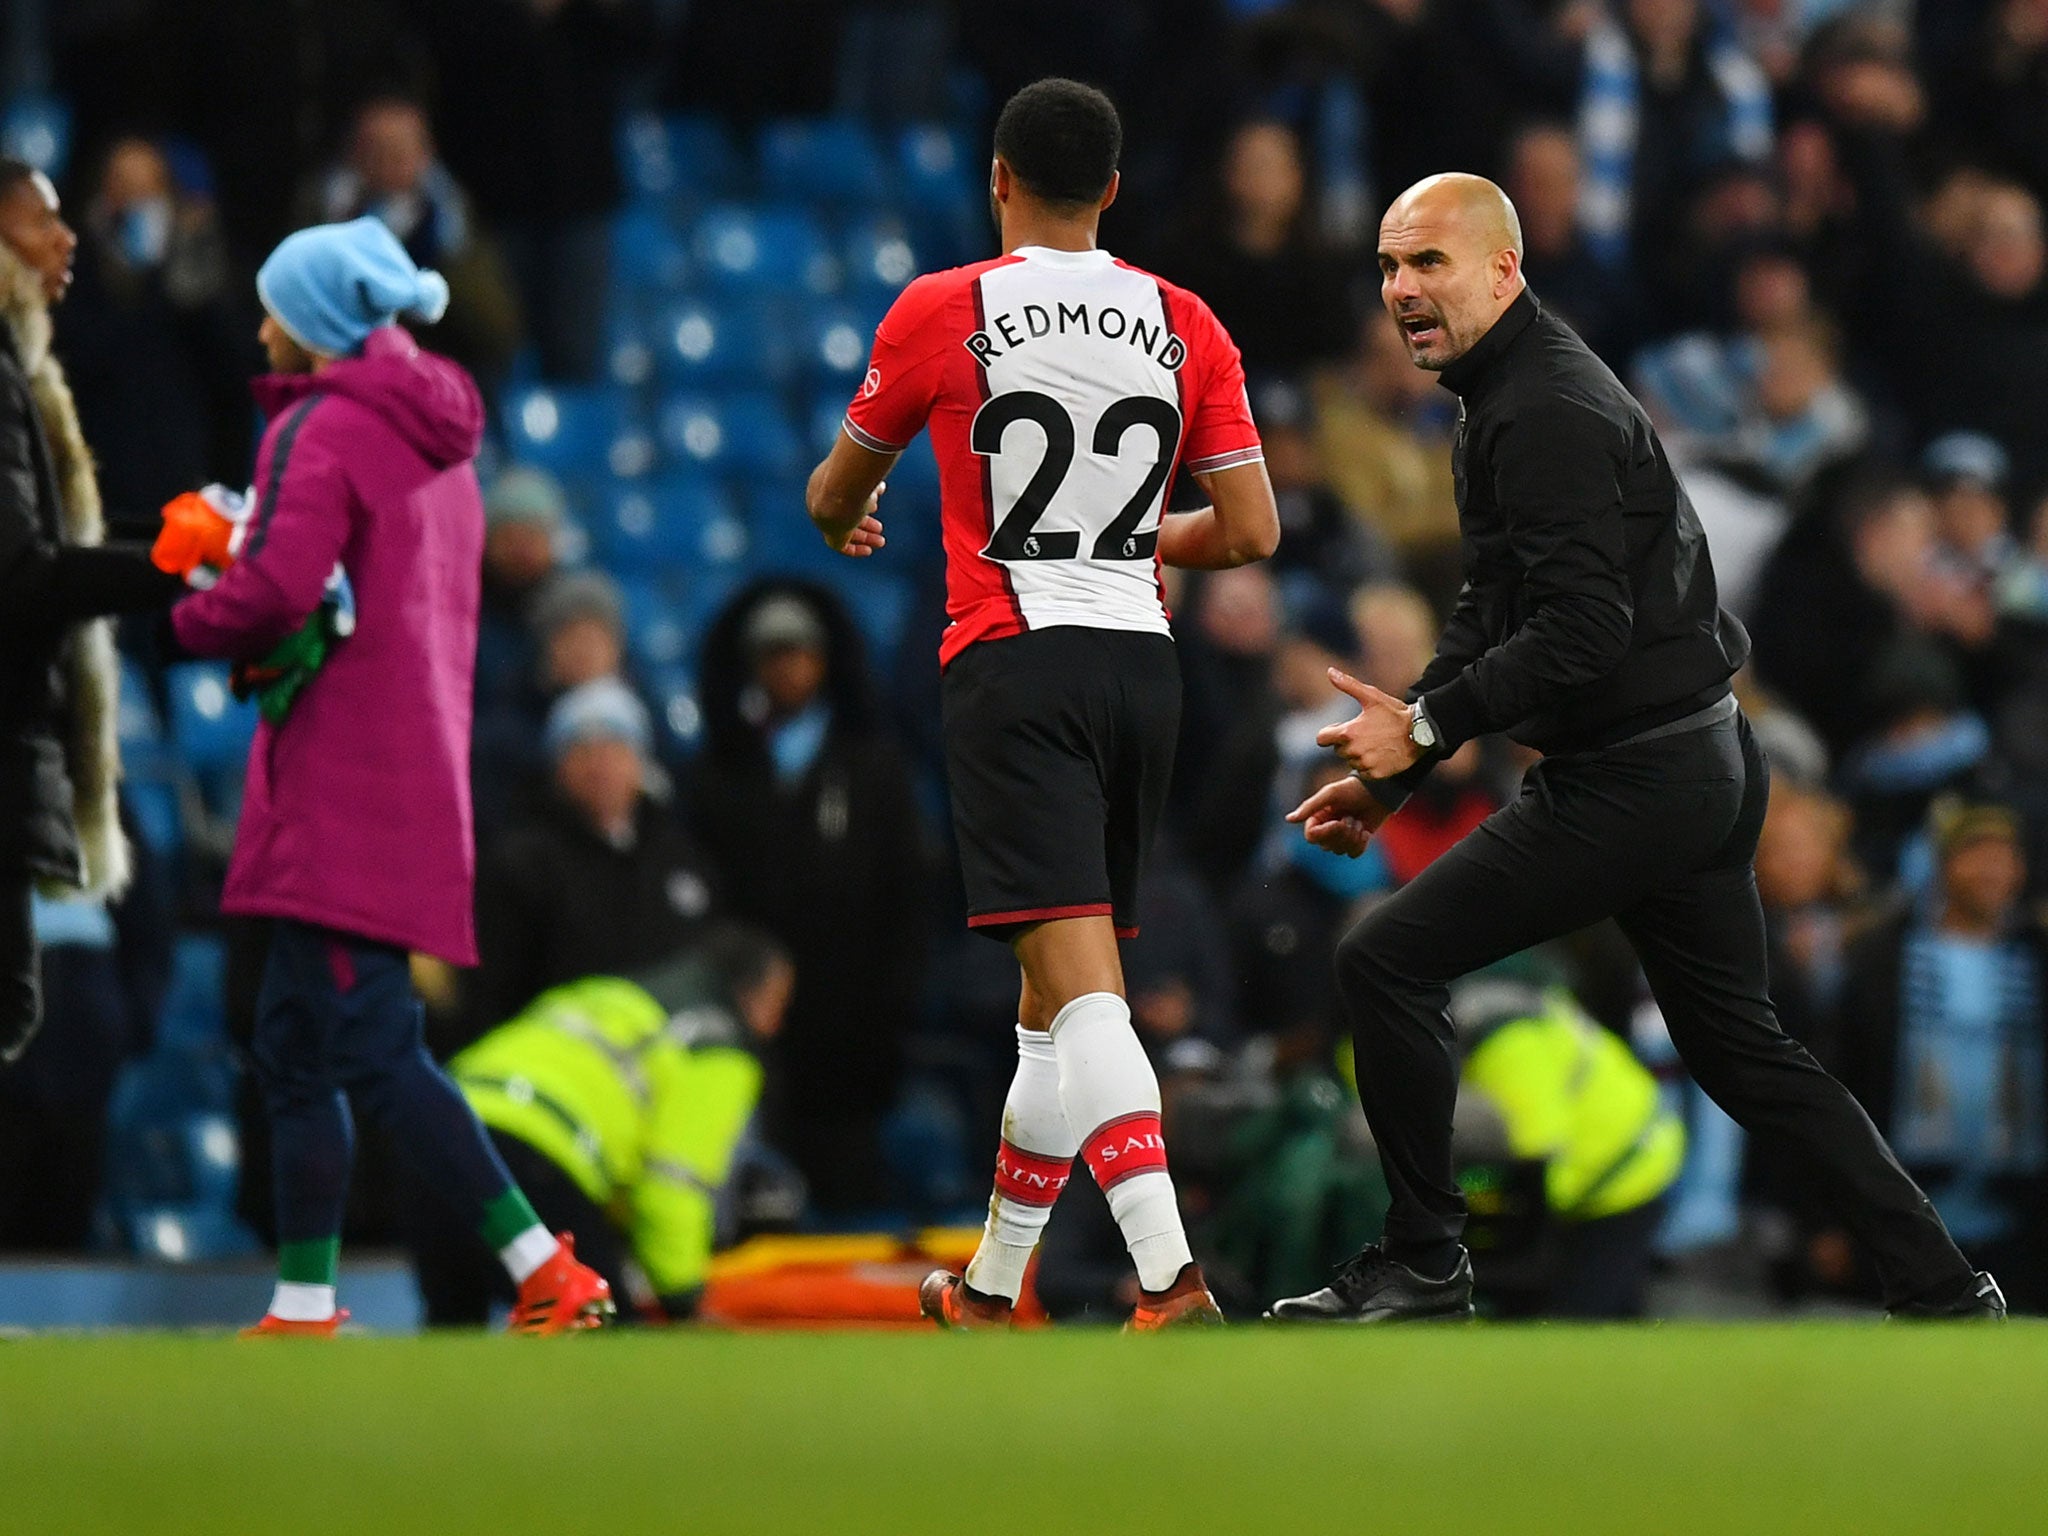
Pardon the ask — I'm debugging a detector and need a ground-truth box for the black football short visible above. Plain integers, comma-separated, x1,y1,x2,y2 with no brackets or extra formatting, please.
941,626,1180,942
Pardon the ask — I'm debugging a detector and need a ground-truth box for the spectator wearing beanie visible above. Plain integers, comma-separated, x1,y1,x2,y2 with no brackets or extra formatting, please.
460,678,722,1057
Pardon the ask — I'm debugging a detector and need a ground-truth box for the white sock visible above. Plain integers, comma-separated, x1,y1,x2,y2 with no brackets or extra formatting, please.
268,1281,337,1323
499,1224,560,1284
1051,991,1194,1292
964,1025,1078,1302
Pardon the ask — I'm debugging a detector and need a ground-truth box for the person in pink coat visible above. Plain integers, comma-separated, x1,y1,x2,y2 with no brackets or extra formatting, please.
163,217,612,1335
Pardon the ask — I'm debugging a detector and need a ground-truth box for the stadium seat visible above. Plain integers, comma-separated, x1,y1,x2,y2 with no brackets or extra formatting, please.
611,205,692,295
118,661,184,858
721,391,805,478
602,300,658,389
0,91,72,180
157,936,229,1054
692,203,837,295
896,124,973,214
759,118,891,208
799,300,888,386
839,571,916,664
645,666,706,755
744,479,841,576
593,476,747,577
843,217,920,295
651,296,795,388
165,663,258,776
619,113,746,203
503,384,646,481
656,391,803,478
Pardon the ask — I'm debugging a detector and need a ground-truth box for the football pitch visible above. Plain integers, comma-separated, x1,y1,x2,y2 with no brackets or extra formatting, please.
4,1325,2044,1535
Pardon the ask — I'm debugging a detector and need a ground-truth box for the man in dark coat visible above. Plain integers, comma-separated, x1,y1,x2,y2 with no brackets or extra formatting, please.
688,582,931,1212
462,677,722,1055
0,159,187,1066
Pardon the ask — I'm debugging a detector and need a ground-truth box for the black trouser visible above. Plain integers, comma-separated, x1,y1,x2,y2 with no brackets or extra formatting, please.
0,874,39,1067
406,1129,636,1327
1335,709,1975,1307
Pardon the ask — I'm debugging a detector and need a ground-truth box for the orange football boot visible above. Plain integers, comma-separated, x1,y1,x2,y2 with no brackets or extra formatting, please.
918,1270,1014,1330
240,1308,350,1338
1126,1263,1224,1331
508,1233,616,1335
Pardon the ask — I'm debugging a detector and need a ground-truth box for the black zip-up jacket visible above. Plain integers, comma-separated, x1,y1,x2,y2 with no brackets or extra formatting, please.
1373,291,1749,807
0,326,184,879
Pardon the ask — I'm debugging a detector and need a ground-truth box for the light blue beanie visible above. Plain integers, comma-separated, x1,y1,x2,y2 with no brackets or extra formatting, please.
256,216,451,358
545,678,652,762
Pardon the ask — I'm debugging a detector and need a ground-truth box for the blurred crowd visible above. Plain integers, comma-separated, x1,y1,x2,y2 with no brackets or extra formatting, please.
1,0,2044,1319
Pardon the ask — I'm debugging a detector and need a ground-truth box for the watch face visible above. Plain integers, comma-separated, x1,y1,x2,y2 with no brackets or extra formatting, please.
1413,714,1437,749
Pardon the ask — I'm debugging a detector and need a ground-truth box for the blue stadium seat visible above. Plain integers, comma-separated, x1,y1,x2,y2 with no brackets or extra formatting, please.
759,118,891,208
719,391,804,477
165,663,258,776
744,479,841,576
656,391,802,478
620,113,744,202
602,300,658,389
843,217,920,295
840,571,916,664
692,204,837,295
119,661,184,858
593,477,747,577
645,666,706,754
503,384,646,481
799,300,887,386
611,205,692,295
157,936,229,1054
896,124,973,214
651,296,794,387
0,91,72,180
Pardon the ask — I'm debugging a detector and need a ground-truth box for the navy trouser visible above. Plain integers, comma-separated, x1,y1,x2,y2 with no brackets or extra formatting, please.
252,921,517,1254
1335,710,1976,1307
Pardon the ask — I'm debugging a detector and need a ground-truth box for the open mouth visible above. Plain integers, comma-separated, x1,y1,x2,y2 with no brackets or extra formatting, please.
1398,312,1442,347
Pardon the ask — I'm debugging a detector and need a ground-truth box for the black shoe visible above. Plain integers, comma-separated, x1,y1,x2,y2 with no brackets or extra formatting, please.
1265,1243,1475,1323
1887,1270,2007,1321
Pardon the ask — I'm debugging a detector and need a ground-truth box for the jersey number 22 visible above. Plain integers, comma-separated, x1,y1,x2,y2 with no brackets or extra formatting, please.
971,390,1183,563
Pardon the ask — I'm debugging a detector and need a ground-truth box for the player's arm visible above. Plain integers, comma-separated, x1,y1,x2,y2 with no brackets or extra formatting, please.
810,272,945,556
804,429,892,557
1157,460,1280,570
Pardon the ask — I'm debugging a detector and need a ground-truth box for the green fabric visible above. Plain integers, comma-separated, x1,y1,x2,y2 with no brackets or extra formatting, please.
233,603,343,724
452,976,764,1294
1210,1073,1388,1304
278,1236,340,1287
1461,991,1685,1220
477,1187,543,1251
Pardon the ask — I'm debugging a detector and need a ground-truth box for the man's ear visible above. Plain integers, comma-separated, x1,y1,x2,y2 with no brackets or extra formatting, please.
991,156,1013,205
1494,247,1523,300
1099,170,1121,213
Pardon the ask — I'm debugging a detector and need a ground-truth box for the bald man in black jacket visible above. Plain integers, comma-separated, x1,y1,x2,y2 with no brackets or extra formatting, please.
1268,174,2001,1324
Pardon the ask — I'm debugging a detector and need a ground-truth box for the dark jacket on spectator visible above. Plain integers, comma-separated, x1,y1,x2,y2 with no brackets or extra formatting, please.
0,246,182,892
461,790,721,1057
688,581,929,1211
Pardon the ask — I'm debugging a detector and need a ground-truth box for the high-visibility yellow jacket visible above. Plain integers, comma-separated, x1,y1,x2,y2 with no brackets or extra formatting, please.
452,976,762,1297
1461,991,1684,1221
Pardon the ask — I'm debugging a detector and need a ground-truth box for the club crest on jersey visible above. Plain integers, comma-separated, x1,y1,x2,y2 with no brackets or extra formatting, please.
965,301,1187,371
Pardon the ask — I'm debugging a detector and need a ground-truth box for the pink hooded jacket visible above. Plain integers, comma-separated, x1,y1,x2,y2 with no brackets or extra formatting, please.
172,327,486,963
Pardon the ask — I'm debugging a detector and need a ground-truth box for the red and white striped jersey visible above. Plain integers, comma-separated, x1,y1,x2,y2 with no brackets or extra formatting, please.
843,245,1263,667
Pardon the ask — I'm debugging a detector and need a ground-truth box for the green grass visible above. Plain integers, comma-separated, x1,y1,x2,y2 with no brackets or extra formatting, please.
4,1325,2046,1535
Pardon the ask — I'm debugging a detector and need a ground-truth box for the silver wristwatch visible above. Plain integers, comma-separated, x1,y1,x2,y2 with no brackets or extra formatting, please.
1408,699,1439,752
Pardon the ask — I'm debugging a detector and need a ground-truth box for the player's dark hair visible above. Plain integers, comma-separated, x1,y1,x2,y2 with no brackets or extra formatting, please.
0,157,40,201
993,78,1121,207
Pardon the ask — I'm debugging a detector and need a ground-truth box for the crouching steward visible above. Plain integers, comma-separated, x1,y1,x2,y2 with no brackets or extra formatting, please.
158,217,615,1335
409,926,792,1324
